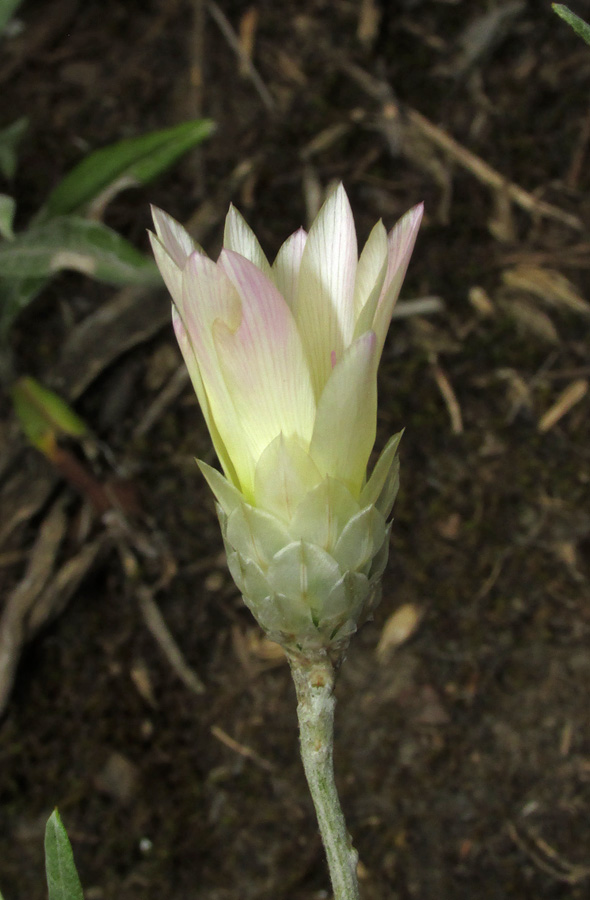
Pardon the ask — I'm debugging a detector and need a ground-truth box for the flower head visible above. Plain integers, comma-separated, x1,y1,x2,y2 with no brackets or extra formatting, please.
150,185,422,655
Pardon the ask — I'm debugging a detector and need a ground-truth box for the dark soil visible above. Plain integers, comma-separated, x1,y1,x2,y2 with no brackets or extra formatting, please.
1,1,590,899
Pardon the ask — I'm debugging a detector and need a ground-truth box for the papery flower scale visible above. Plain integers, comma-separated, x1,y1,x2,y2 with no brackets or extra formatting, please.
150,185,422,657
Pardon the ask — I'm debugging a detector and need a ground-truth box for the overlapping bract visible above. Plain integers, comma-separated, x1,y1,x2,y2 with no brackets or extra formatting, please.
150,185,422,653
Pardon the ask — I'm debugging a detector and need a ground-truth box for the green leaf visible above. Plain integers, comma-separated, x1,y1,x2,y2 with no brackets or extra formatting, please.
0,0,23,35
38,119,215,222
553,4,590,44
0,117,28,179
0,216,161,286
44,810,84,900
0,276,47,337
12,376,88,453
0,194,15,239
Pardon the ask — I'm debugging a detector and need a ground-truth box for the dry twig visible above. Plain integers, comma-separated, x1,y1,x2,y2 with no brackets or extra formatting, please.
211,724,276,772
338,60,583,232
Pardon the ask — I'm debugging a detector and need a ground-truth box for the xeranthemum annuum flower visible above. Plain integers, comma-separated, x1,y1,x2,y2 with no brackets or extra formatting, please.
150,185,422,657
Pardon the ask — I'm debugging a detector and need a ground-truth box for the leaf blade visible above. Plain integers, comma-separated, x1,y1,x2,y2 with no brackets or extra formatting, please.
39,119,215,221
44,810,84,900
0,216,160,286
552,4,590,44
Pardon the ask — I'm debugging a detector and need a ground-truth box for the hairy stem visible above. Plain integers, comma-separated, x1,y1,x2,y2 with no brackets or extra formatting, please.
289,654,360,900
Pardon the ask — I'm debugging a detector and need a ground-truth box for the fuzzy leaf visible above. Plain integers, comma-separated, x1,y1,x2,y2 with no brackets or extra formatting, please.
45,810,84,900
0,194,15,240
0,216,160,286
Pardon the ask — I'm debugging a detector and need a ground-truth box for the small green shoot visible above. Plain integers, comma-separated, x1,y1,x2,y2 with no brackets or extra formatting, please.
552,4,590,44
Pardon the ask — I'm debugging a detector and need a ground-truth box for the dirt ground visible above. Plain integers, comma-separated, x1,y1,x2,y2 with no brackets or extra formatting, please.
1,1,590,898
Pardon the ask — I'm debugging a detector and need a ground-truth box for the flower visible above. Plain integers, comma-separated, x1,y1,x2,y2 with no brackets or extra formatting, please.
150,185,422,656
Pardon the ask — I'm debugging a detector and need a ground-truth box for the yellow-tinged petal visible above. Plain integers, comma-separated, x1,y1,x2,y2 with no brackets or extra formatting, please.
353,219,388,321
223,204,272,277
180,251,256,491
310,330,378,496
173,310,238,485
214,250,316,468
254,433,323,522
296,184,358,397
271,227,307,312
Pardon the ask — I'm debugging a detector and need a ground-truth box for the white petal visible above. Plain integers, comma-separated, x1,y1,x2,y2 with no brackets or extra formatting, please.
353,219,388,321
310,331,378,496
271,227,307,311
151,206,202,268
296,184,358,397
373,203,423,357
223,204,272,277
215,250,316,464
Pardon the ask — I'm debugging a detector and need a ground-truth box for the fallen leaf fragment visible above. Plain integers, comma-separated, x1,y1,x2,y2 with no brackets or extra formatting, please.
376,603,423,662
538,379,588,433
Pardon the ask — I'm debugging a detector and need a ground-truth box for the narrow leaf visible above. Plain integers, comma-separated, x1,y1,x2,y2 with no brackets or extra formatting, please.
0,0,23,35
0,117,28,179
0,216,160,286
38,119,215,221
0,194,15,239
44,810,84,900
0,276,47,336
12,376,87,454
553,4,590,44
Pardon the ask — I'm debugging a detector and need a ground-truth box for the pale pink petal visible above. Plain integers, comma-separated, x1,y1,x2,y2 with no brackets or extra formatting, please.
373,203,423,357
215,249,316,463
296,184,358,397
151,206,202,268
310,331,378,496
271,227,307,311
223,204,272,277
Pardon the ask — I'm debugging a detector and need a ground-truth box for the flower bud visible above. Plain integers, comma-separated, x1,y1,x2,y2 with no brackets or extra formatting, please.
150,185,421,655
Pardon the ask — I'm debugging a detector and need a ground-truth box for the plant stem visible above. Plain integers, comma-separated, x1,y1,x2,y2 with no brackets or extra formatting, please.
289,653,360,900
